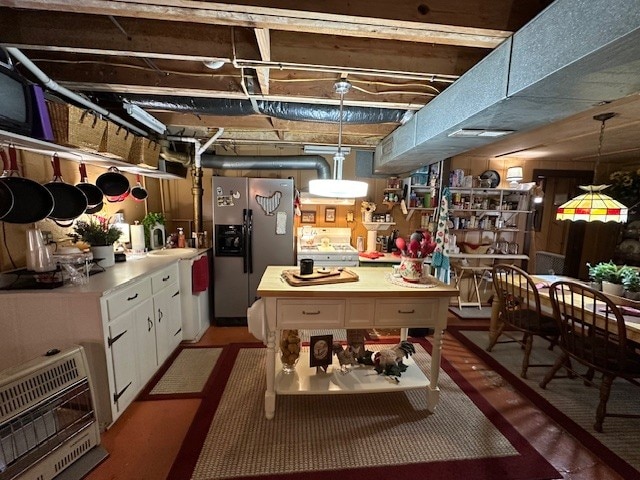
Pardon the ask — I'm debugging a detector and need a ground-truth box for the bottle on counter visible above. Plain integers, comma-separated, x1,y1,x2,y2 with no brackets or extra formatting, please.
177,227,186,248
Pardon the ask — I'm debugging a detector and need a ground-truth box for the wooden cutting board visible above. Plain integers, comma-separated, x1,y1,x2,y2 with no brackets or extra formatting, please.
282,268,359,286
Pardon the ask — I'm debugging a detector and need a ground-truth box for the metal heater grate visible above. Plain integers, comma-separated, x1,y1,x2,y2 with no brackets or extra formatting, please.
535,251,566,275
0,346,100,480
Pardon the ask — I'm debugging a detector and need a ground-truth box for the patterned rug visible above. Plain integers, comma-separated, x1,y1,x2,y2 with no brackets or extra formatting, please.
167,340,559,480
448,326,640,479
138,346,223,400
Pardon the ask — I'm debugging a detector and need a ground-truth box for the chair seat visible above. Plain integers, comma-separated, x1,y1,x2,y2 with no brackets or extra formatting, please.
566,332,640,374
506,309,559,336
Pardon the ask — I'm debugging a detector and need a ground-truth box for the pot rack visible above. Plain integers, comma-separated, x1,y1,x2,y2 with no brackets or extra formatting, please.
0,128,183,180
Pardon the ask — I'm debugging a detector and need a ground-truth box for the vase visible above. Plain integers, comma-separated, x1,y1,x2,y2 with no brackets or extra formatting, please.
399,256,424,283
90,245,115,268
601,281,624,297
280,329,301,374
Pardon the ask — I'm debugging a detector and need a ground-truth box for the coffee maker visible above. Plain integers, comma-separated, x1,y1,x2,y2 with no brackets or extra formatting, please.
386,229,399,253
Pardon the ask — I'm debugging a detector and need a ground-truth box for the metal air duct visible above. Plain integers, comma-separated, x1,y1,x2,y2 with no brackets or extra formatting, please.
200,155,331,179
374,0,640,174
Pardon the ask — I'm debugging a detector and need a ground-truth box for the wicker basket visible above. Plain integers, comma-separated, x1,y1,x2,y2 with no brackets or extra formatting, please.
128,137,160,169
99,121,135,160
46,102,107,151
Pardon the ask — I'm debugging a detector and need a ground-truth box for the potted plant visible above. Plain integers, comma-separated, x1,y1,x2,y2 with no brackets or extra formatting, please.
621,267,640,300
589,261,625,296
142,212,166,249
70,216,123,267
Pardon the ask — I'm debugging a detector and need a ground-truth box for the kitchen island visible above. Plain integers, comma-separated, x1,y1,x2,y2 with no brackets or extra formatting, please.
257,266,458,419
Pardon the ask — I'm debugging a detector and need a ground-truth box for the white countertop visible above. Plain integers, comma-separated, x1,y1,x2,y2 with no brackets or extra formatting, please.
0,248,208,297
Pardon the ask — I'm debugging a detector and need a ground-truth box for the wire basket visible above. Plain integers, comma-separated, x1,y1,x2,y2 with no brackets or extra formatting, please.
99,121,135,159
46,102,107,152
128,137,160,169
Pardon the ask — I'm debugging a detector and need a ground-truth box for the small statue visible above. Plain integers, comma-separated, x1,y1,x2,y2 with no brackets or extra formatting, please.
371,341,416,377
332,342,358,373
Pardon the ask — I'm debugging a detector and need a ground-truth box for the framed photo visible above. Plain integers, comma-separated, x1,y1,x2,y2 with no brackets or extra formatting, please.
309,334,333,367
325,207,336,222
301,210,316,223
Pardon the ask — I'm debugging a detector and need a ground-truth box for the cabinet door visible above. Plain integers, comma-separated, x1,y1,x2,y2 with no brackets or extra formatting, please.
133,298,157,385
107,313,138,413
154,286,182,365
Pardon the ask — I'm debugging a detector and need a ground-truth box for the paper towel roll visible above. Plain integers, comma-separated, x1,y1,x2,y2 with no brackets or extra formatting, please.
130,224,145,252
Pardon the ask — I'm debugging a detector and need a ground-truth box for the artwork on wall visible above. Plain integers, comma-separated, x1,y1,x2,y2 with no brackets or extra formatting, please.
325,208,336,222
301,211,316,223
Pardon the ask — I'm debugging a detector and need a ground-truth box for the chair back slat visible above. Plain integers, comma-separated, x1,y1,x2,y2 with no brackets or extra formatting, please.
549,281,629,373
492,264,544,329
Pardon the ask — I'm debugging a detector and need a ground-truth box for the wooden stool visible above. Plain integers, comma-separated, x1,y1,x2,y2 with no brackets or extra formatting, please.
453,264,492,309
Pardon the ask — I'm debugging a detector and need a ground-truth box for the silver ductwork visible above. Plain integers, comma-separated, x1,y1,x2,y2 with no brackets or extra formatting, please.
112,95,408,124
374,0,640,174
200,155,331,179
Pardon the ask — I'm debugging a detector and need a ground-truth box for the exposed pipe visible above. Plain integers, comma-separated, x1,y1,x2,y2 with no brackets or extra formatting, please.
200,155,331,179
6,47,148,137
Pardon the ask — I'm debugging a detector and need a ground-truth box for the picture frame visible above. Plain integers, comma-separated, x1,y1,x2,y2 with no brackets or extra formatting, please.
325,207,336,222
309,334,333,367
301,210,316,223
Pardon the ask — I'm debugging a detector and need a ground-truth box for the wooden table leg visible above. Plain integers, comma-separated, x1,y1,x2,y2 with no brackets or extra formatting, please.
488,296,501,348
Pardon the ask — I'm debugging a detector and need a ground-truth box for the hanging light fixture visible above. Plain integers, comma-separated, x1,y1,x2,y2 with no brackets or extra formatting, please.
556,113,628,223
308,80,368,198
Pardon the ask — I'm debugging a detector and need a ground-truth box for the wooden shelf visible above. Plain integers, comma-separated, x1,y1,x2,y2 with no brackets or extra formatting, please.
275,351,428,395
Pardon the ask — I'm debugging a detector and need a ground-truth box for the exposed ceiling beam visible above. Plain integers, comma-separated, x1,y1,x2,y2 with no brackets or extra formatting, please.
253,27,271,95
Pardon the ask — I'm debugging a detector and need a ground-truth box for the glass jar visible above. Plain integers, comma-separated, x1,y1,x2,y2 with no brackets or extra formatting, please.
280,329,301,374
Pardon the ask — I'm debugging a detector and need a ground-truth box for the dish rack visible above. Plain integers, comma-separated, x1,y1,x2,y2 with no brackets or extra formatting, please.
0,346,101,480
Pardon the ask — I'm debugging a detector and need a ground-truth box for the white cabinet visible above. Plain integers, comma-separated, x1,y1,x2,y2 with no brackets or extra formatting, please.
151,263,182,365
107,312,138,414
101,262,182,425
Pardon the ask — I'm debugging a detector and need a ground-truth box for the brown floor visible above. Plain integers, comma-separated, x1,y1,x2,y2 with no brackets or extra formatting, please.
85,314,624,480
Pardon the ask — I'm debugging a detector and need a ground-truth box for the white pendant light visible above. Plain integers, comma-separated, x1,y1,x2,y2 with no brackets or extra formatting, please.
556,112,628,223
308,80,368,198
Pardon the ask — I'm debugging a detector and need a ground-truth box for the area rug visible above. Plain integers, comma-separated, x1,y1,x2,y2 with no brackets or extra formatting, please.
449,306,493,319
168,340,560,480
448,326,640,479
138,346,223,400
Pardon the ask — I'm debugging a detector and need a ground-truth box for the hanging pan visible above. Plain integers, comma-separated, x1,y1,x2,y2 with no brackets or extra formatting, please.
0,180,13,220
96,166,129,198
85,201,104,214
75,162,104,207
131,174,148,201
43,153,88,227
0,146,55,224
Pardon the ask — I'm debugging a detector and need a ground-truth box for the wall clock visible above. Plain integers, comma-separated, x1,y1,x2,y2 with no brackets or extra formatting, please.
480,170,500,188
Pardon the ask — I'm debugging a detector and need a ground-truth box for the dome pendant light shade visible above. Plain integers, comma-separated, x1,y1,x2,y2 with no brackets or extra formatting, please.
556,185,628,222
308,80,368,198
556,112,628,223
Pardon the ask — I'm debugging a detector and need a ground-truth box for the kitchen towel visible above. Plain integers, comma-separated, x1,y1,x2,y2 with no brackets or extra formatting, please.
247,298,266,344
192,256,209,293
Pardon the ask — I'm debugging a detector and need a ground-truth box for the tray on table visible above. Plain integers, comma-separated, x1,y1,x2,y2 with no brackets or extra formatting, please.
282,268,359,286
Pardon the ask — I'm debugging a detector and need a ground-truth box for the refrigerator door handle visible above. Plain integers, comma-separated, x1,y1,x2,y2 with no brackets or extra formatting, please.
247,209,253,274
242,209,248,274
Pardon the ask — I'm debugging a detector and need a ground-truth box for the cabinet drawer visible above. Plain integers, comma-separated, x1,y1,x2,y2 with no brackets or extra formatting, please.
106,279,152,321
277,299,345,328
151,263,179,294
374,299,440,327
345,299,374,327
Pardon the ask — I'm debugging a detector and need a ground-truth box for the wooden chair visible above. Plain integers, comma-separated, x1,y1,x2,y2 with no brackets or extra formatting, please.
540,281,640,432
488,264,559,378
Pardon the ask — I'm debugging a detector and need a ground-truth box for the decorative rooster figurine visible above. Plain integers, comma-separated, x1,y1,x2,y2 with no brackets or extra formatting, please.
333,342,358,373
371,341,416,377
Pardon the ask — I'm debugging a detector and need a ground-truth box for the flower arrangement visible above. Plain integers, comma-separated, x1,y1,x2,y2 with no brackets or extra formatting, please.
360,201,376,214
607,169,640,207
70,215,123,246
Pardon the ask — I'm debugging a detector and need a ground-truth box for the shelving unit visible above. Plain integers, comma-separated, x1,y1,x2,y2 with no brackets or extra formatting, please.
403,161,444,222
0,129,180,179
448,186,532,259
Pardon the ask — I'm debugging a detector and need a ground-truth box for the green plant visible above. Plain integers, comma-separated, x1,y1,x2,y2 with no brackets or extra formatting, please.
621,267,640,292
142,212,166,248
587,261,629,284
70,215,123,246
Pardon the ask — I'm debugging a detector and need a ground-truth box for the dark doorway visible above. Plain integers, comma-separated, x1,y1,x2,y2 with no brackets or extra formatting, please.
531,169,593,278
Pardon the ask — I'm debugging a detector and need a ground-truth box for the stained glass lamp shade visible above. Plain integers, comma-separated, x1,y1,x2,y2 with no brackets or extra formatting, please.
556,185,628,223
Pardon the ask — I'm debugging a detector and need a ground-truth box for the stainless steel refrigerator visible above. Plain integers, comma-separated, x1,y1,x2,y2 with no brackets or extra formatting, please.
212,177,295,325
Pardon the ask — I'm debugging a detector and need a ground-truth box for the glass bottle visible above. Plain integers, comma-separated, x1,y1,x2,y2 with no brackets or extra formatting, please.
177,227,186,248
